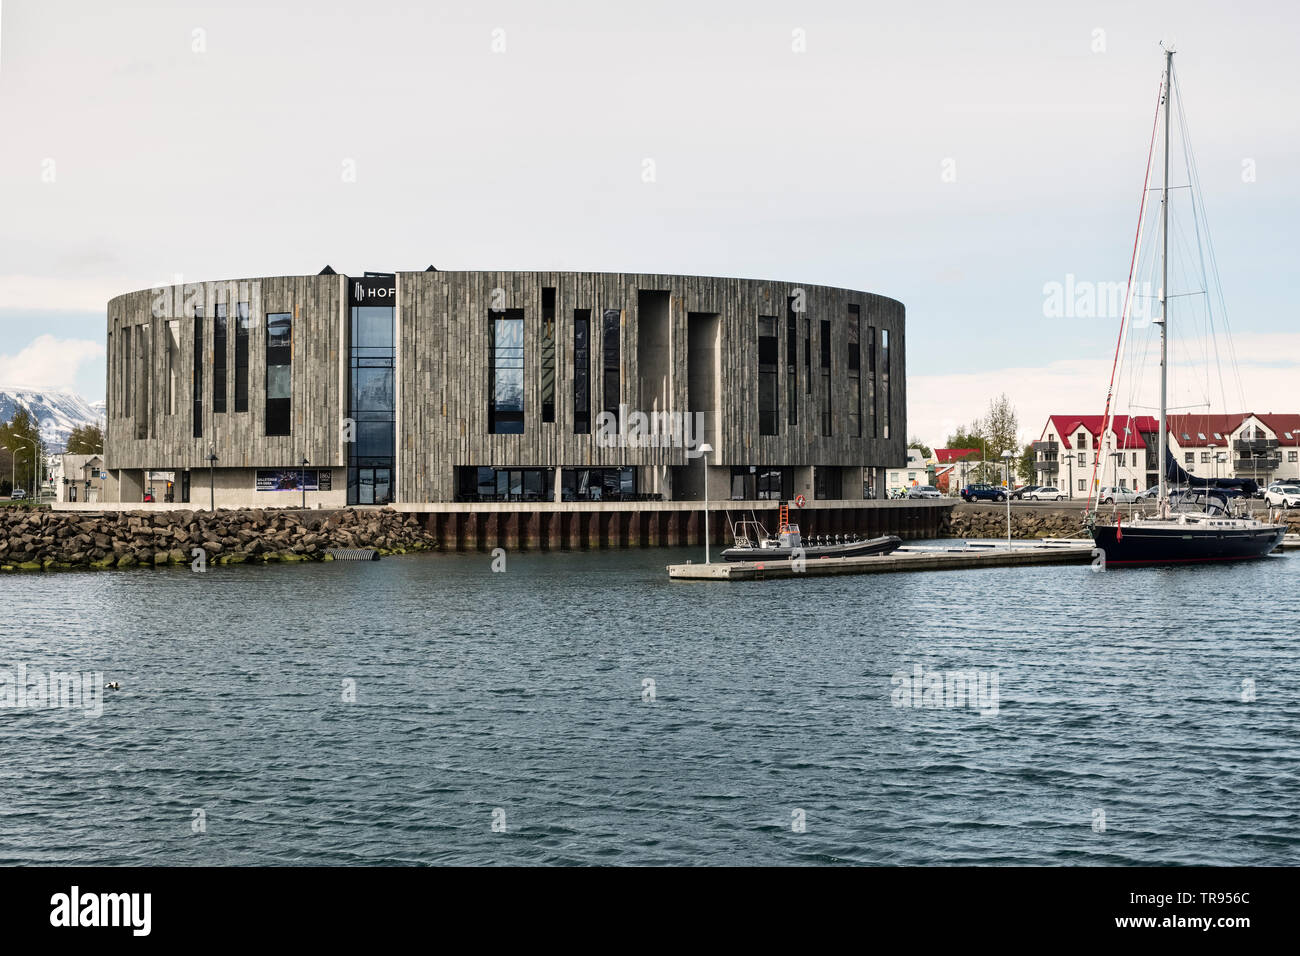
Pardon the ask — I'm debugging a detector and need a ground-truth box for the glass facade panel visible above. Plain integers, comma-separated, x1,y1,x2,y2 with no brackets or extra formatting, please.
265,312,292,436
574,310,591,433
213,303,227,414
348,304,396,504
602,308,620,425
758,316,778,436
489,309,524,434
234,301,249,412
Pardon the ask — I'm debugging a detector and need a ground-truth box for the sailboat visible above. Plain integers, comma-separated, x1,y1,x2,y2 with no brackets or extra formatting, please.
1087,47,1286,565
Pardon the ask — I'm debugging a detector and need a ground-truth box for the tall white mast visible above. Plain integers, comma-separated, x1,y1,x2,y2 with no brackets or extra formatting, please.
1156,48,1173,510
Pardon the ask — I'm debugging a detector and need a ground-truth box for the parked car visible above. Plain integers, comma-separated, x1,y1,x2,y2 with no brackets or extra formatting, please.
1026,486,1064,501
1264,484,1300,508
10,488,26,500
960,483,1006,502
1010,485,1039,500
1136,486,1160,500
1098,486,1139,504
907,485,942,499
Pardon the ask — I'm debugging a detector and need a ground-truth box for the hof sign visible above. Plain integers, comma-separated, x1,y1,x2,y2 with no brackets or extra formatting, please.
349,274,396,304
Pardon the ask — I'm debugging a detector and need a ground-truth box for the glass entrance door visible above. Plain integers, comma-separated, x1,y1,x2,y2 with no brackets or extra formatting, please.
356,467,392,505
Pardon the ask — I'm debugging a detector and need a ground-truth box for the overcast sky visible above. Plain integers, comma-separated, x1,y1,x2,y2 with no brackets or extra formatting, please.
1,0,1297,444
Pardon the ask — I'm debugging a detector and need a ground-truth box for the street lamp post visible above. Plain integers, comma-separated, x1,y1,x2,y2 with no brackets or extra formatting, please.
1,446,17,498
12,435,39,499
300,457,310,509
1001,449,1014,550
206,445,218,511
700,443,714,564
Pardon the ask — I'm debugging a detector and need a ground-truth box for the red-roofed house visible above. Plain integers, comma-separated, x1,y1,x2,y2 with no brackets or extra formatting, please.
932,448,980,494
1036,411,1300,493
1035,414,1160,498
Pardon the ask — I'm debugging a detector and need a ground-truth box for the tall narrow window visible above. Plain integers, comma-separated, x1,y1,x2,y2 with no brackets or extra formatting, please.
124,325,133,420
804,315,811,393
820,318,832,437
574,309,590,434
166,320,180,415
192,307,203,437
881,328,891,440
758,316,778,436
541,288,556,423
234,301,249,413
134,323,150,439
868,324,877,438
489,309,524,434
786,300,798,426
265,312,292,436
348,304,396,505
602,308,620,425
213,303,228,414
847,304,861,437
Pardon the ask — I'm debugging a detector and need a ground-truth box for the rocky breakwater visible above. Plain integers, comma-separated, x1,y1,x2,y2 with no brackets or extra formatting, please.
0,507,439,571
945,505,1087,540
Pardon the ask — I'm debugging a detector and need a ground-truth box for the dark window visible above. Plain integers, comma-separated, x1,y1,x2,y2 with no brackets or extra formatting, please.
786,305,798,426
456,466,551,502
814,466,842,500
192,307,203,438
820,318,831,437
868,325,877,438
234,301,249,413
602,308,620,425
489,309,524,434
728,465,792,500
574,309,591,434
213,303,227,414
804,315,811,393
758,316,778,436
881,328,890,440
561,467,635,501
265,312,292,436
848,304,861,437
541,288,556,423
134,324,149,439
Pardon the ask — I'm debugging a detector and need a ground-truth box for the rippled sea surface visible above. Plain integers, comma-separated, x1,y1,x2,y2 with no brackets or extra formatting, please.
2,544,1297,866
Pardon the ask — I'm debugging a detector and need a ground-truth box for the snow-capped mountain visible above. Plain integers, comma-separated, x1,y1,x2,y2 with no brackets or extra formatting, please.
0,387,105,451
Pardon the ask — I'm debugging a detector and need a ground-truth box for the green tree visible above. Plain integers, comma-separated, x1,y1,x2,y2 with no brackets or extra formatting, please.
1017,442,1036,484
908,435,933,458
0,407,44,496
66,423,105,455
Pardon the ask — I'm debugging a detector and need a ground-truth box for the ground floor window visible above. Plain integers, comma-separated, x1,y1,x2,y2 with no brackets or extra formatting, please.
456,466,551,502
813,466,842,500
561,467,636,501
729,466,793,500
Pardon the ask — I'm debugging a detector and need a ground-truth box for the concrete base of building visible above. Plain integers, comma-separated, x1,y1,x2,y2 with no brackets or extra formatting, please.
409,499,952,552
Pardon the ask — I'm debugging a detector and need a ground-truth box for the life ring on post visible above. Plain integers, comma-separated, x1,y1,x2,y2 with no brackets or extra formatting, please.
794,494,806,508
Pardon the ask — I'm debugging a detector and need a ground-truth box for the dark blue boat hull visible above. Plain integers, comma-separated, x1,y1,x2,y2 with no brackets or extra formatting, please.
1091,522,1284,565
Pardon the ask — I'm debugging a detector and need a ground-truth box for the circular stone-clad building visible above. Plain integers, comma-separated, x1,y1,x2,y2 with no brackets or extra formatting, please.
103,269,905,509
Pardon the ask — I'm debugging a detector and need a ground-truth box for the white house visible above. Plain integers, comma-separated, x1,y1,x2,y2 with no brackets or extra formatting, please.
886,447,930,494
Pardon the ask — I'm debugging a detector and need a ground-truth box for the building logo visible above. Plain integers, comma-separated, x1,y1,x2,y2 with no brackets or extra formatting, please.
350,275,397,303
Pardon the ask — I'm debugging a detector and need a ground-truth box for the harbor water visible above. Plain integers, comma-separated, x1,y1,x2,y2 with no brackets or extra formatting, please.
2,545,1296,865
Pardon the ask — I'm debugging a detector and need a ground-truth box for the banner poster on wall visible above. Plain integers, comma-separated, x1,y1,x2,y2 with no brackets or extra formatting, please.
256,469,332,492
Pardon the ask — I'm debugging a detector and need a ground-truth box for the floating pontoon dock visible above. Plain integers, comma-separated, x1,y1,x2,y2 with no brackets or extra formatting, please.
667,539,1098,581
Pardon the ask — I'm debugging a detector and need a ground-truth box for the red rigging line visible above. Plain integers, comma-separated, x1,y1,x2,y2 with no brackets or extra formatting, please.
1087,78,1164,513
